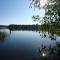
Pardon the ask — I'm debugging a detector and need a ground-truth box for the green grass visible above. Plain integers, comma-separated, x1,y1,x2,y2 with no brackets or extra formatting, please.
0,32,6,40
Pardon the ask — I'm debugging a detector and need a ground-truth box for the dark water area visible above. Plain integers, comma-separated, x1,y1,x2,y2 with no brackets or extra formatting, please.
0,29,60,60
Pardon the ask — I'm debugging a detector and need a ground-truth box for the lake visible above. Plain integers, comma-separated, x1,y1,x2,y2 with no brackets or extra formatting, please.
0,29,60,60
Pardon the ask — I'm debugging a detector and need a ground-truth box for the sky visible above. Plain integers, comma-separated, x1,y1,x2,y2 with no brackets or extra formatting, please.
0,0,45,25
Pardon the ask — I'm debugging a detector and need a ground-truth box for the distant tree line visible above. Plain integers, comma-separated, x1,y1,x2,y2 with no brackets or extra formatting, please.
0,25,8,29
8,24,39,31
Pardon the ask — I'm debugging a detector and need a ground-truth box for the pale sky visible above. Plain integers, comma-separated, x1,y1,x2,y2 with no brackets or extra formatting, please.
0,0,45,25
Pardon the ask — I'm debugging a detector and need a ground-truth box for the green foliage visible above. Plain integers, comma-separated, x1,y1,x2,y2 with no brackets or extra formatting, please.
32,15,40,21
29,0,60,25
0,32,7,41
29,0,41,9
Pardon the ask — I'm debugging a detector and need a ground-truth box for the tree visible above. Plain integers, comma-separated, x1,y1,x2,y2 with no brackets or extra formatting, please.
29,0,60,25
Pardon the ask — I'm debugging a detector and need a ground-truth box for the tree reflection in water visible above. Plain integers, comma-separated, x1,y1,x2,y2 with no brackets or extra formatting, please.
37,29,60,60
38,42,60,60
38,31,57,40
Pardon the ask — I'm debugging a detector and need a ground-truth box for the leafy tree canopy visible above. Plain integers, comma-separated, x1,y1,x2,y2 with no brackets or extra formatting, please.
29,0,60,25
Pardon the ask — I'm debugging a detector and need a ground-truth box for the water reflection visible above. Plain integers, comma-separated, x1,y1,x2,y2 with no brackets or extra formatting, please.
0,29,9,42
0,32,6,41
0,28,60,60
38,31,57,40
36,30,60,60
38,41,60,60
38,38,60,60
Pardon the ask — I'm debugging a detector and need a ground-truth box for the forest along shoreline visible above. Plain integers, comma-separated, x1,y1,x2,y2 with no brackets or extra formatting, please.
0,24,60,36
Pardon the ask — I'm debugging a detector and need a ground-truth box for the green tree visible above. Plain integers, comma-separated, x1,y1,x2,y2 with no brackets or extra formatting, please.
29,0,60,25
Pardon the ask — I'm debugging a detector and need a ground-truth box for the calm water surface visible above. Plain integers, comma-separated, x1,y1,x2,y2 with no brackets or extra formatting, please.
0,29,60,60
